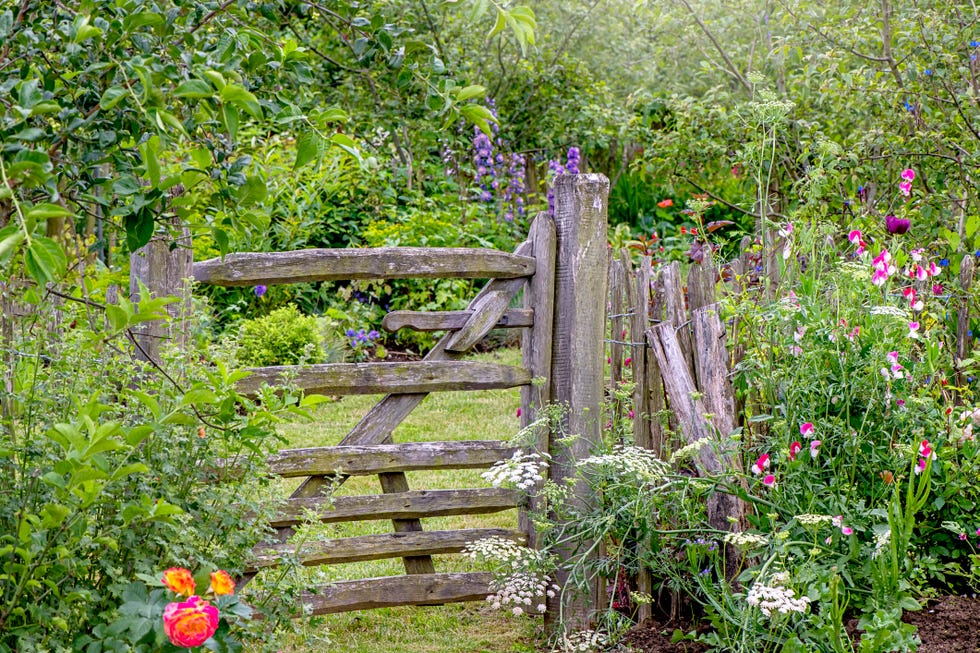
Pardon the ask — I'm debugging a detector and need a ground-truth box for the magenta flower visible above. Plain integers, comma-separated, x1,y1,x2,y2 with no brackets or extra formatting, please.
908,321,920,338
914,457,928,475
810,440,821,459
800,422,814,437
885,214,911,234
901,168,916,182
848,229,862,245
515,407,521,418
751,453,770,475
789,441,802,461
919,439,937,460
960,533,968,541
762,474,776,487
841,526,854,536
899,181,912,196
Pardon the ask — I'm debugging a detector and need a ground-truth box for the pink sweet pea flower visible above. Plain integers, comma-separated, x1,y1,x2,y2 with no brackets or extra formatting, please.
763,474,776,487
810,440,821,458
751,453,770,475
800,422,815,437
887,351,900,365
841,526,854,536
789,441,802,461
914,457,928,475
908,321,920,338
848,229,862,245
899,181,913,196
919,439,937,460
901,168,916,182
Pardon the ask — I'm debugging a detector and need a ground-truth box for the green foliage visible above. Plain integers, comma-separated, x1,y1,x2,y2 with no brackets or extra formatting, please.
0,280,313,652
237,305,327,367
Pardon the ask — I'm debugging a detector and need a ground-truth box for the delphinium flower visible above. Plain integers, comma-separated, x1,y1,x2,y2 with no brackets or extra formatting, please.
473,129,497,202
502,153,527,221
254,284,267,297
546,146,582,216
745,572,812,617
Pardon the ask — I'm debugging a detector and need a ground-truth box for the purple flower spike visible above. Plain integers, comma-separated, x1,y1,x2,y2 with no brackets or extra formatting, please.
254,285,267,297
885,215,911,234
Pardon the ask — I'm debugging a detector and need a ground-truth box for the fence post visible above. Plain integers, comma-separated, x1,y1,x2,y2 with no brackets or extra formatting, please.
546,173,609,630
129,219,193,365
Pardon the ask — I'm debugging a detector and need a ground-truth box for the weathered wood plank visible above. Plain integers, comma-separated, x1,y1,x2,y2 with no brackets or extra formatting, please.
250,528,527,570
193,247,536,286
660,261,693,374
270,488,521,527
628,253,652,451
302,572,495,615
519,213,557,547
608,256,625,395
377,471,435,575
237,360,531,397
267,441,517,478
442,239,533,353
648,323,743,545
691,304,736,440
687,257,716,314
548,173,609,629
382,309,533,332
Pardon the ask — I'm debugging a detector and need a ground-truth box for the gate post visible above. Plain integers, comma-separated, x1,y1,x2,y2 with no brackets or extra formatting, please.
546,173,609,630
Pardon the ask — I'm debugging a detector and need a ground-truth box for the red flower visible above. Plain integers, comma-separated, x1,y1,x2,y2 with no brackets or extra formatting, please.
680,226,687,234
789,441,802,461
657,199,673,208
163,596,219,648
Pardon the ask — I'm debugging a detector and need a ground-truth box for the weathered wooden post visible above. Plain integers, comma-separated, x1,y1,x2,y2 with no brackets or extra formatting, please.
546,173,609,630
129,219,193,365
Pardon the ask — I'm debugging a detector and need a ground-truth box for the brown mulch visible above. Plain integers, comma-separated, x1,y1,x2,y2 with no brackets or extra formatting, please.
903,595,980,653
621,595,980,652
620,619,709,653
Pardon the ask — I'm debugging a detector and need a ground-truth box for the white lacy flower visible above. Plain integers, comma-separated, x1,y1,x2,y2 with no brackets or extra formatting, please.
795,513,834,526
669,437,712,465
745,573,811,617
577,445,667,482
482,451,549,490
723,531,769,549
554,630,609,653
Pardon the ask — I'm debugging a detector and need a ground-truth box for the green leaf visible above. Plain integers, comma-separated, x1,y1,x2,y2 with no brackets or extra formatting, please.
0,225,26,263
26,203,73,221
455,85,486,102
174,79,214,99
237,176,267,208
139,136,161,187
221,84,261,119
330,132,361,161
24,237,67,285
123,12,164,31
294,132,323,169
222,104,239,141
100,86,127,110
124,208,155,252
459,104,497,137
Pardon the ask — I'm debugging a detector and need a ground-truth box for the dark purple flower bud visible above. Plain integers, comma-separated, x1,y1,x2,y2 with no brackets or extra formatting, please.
254,285,267,297
885,214,911,234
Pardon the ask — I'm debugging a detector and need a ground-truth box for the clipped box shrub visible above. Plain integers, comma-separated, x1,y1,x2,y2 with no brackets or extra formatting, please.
237,305,325,367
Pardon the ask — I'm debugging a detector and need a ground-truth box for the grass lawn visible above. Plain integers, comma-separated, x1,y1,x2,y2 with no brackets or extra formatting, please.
268,347,543,652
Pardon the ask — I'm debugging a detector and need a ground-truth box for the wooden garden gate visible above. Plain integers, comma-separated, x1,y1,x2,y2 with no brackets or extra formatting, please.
191,210,567,615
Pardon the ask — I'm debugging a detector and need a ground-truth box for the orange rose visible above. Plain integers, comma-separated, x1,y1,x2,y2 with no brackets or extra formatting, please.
163,596,219,648
209,570,235,596
162,567,196,597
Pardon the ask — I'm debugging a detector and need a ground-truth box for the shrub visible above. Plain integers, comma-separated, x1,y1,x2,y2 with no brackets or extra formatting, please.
237,305,326,367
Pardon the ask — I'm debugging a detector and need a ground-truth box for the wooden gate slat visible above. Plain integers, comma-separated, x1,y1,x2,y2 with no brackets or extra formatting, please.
270,488,521,527
193,247,536,286
250,528,527,570
302,572,495,615
268,441,517,477
382,308,533,333
237,360,531,397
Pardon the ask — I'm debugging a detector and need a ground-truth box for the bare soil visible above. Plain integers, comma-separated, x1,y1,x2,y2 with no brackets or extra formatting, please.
621,595,980,652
